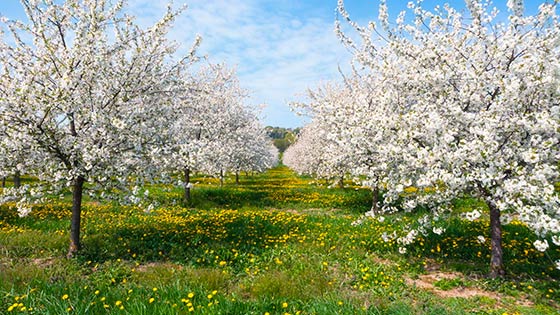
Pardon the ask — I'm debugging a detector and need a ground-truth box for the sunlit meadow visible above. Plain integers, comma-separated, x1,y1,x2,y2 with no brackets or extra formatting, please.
1,166,559,314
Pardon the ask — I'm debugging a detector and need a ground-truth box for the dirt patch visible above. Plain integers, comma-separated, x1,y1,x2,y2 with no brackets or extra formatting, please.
31,257,56,268
405,272,533,306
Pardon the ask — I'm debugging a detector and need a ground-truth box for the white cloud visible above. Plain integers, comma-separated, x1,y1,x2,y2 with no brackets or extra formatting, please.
128,0,352,127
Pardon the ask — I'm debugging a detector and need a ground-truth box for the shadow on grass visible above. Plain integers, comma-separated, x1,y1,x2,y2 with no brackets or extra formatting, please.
80,207,307,268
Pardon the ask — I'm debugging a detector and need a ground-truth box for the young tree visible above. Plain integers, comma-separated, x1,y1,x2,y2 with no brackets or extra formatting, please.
0,0,199,257
336,0,560,277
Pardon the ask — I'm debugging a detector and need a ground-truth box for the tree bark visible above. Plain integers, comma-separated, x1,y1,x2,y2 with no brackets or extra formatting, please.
1,176,5,188
220,170,224,187
183,168,191,203
67,176,85,258
487,199,505,278
338,175,344,189
371,186,379,214
14,171,21,188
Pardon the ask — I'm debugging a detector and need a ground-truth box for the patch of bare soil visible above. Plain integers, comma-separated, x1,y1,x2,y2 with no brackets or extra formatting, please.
405,271,533,306
31,257,56,268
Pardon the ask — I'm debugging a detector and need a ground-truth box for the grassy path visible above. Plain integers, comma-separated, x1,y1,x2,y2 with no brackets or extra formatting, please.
0,166,559,314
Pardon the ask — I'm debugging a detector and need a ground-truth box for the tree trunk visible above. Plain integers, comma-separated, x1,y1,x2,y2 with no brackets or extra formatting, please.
183,168,191,203
220,170,224,187
245,171,249,178
487,199,505,278
67,176,85,258
14,171,21,188
371,186,379,214
235,172,239,185
1,177,5,188
338,175,344,189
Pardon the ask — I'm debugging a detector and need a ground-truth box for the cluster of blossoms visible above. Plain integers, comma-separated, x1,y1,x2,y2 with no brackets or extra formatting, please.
290,0,560,276
0,0,276,256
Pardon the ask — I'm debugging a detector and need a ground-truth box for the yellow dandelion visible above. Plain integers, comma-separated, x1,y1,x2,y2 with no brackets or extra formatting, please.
61,294,69,300
149,298,155,304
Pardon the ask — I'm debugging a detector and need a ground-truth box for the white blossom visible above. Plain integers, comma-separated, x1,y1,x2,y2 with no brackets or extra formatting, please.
464,210,482,221
432,227,445,235
533,239,549,252
477,235,486,244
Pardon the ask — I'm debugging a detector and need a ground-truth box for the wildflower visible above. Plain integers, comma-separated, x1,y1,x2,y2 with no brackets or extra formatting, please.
282,302,288,308
188,292,194,298
149,298,155,304
62,294,69,300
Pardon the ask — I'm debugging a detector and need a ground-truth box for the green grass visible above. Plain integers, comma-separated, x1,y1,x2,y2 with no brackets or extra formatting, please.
0,166,559,314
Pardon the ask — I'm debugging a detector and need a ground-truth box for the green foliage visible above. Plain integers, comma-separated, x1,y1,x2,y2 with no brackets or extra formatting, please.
266,126,300,153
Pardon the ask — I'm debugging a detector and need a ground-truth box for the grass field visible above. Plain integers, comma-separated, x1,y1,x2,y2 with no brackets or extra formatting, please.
1,166,559,314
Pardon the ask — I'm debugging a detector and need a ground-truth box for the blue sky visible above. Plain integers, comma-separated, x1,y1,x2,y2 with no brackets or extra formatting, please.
0,1,553,127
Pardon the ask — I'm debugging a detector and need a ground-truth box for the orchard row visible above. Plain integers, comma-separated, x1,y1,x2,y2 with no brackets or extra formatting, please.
285,0,560,277
0,1,277,256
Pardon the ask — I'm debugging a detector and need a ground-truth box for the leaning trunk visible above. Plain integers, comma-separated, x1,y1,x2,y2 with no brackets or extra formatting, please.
487,199,505,278
13,171,21,188
183,168,191,202
67,176,85,258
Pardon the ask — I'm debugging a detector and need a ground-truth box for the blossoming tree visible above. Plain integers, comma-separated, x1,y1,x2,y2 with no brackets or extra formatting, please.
159,63,277,200
0,0,199,257
336,0,560,277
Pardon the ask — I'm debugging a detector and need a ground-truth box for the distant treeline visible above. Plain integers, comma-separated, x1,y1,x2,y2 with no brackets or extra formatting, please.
265,126,300,153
